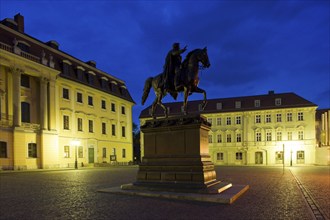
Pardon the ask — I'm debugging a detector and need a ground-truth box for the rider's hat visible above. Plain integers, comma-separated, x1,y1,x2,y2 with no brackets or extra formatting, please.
172,42,180,49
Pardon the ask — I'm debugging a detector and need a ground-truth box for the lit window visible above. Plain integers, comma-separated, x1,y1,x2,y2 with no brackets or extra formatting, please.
216,102,222,110
266,114,271,123
236,116,241,125
216,118,221,126
64,146,70,158
266,132,272,141
287,113,292,122
63,115,69,130
298,131,304,140
254,100,260,107
77,118,83,131
235,101,241,108
21,74,30,88
89,120,93,133
298,112,304,121
276,132,282,141
0,141,7,158
256,132,261,142
217,152,223,161
255,115,261,123
236,133,241,142
28,143,37,158
63,88,69,99
236,152,242,160
276,114,282,122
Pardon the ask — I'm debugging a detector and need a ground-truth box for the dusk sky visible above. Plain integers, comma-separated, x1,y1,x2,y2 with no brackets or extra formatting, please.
1,0,329,124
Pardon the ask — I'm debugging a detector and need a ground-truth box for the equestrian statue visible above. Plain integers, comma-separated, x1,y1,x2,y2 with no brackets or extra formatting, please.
142,43,211,119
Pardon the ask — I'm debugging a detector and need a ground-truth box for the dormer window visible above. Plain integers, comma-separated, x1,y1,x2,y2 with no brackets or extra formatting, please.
62,60,72,75
100,77,108,90
254,100,260,107
275,98,281,106
216,102,222,110
235,101,241,109
76,66,85,81
87,71,96,85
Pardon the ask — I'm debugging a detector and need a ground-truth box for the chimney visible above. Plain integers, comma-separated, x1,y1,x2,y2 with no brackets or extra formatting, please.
14,13,24,33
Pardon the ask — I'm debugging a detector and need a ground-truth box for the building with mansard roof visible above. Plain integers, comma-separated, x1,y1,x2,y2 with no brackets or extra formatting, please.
140,91,319,166
0,14,135,170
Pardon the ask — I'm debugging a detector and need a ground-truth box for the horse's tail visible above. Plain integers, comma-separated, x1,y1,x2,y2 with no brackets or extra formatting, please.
142,77,153,105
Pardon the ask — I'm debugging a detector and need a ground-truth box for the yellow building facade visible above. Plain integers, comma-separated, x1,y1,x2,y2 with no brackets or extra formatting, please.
140,92,318,166
0,14,135,170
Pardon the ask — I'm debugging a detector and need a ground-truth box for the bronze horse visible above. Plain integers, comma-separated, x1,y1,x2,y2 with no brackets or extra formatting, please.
142,47,210,118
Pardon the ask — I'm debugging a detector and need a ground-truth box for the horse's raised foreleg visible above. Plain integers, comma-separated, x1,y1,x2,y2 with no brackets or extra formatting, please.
194,87,208,110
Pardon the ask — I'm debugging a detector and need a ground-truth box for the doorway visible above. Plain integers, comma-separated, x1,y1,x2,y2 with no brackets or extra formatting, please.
88,148,94,163
255,152,263,164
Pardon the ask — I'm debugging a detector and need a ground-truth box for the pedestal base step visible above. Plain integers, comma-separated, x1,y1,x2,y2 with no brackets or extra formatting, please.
98,183,249,204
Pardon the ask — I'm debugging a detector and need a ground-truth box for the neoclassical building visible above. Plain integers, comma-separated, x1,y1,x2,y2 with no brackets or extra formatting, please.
315,109,330,165
0,14,135,170
140,91,319,166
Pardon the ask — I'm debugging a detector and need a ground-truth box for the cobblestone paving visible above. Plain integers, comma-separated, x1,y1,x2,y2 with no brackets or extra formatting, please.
0,166,328,220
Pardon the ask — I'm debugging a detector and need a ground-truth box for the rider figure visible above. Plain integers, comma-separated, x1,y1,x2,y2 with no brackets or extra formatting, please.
163,43,187,91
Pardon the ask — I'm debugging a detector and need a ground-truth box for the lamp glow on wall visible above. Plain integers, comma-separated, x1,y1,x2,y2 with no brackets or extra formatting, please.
71,140,80,169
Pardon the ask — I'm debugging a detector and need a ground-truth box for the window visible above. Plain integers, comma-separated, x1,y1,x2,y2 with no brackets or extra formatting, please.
217,152,224,161
216,102,222,110
77,118,83,131
255,115,261,123
77,92,83,103
266,132,272,141
275,98,281,106
275,151,283,163
298,131,304,140
112,124,116,136
89,120,93,133
207,118,212,125
266,114,271,123
226,134,232,143
298,112,304,121
287,113,292,122
102,122,107,134
276,114,282,122
217,134,222,143
276,132,282,141
288,132,292,141
256,132,261,142
236,116,241,125
0,141,7,158
254,100,260,107
226,117,231,125
236,152,242,160
121,106,126,115
88,96,93,106
122,126,126,137
64,146,70,158
236,133,242,142
63,88,69,99
63,115,69,130
235,101,241,108
78,146,83,158
122,149,126,158
21,102,30,123
208,135,213,143
111,103,116,112
28,143,37,158
216,118,221,126
87,73,94,84
21,74,30,88
102,148,106,158
101,100,106,109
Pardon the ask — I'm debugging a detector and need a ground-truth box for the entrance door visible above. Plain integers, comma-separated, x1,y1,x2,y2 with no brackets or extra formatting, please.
255,152,263,164
88,148,94,163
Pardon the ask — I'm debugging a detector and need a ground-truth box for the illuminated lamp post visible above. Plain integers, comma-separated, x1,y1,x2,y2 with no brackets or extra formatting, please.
71,140,80,169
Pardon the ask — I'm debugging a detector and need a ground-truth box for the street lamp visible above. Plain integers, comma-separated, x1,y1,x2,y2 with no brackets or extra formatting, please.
71,140,80,169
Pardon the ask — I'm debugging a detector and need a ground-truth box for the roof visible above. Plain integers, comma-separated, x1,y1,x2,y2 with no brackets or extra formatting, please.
0,15,135,104
139,92,318,119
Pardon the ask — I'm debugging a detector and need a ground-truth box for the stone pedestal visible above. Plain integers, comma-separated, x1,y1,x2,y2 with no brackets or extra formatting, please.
123,115,232,194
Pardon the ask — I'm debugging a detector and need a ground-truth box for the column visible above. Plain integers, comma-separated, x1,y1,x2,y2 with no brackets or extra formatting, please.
11,68,22,127
40,77,49,130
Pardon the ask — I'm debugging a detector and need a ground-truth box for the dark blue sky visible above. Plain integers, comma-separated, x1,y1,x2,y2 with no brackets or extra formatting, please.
1,0,329,124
